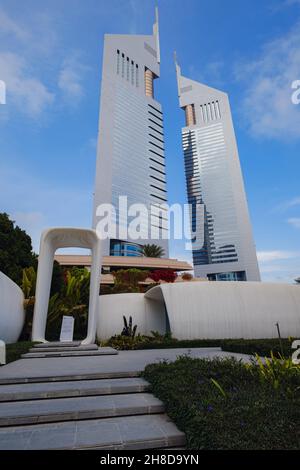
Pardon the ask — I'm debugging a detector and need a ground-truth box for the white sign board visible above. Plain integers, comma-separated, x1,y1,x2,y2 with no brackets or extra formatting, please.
59,316,74,342
0,340,5,365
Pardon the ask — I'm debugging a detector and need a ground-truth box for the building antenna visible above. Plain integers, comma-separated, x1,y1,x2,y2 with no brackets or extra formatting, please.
153,6,160,64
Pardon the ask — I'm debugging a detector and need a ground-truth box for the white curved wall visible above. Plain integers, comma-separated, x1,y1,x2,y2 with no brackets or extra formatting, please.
145,282,300,339
0,272,25,344
97,293,166,341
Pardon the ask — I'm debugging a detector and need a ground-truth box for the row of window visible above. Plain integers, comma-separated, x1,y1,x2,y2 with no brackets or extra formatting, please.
117,50,139,87
199,101,221,123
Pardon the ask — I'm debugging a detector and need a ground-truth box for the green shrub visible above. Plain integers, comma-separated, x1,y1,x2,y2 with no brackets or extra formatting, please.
221,338,294,358
136,338,221,350
143,356,300,449
105,334,152,350
104,332,222,351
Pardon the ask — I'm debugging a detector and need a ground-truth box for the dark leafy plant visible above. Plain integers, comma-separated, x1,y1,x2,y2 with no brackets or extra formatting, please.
121,315,137,338
221,338,295,358
105,334,151,350
0,212,36,285
143,244,165,258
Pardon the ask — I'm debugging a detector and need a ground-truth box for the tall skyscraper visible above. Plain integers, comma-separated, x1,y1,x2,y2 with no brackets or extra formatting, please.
175,60,260,281
93,9,168,257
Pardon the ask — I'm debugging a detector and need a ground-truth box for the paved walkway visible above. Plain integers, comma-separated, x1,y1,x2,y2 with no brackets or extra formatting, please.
0,347,252,449
0,347,251,384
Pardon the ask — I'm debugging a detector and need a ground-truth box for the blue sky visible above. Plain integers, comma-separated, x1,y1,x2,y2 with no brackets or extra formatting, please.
0,0,300,282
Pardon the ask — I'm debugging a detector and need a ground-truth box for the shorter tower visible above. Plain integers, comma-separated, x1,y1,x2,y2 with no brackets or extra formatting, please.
176,59,260,281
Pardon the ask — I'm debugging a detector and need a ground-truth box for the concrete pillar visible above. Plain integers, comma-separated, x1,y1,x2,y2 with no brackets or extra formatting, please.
145,68,154,98
185,104,196,126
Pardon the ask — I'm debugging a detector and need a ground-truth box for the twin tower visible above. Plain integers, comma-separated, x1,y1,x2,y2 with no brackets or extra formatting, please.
93,10,260,282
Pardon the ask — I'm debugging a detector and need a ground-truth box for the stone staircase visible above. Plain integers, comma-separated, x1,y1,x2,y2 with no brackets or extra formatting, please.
0,343,186,449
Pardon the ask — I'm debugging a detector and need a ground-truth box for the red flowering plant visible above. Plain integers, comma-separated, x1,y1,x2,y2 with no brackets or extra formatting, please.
149,269,177,283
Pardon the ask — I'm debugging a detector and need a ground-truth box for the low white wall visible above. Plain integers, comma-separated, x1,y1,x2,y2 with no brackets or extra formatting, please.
145,282,300,339
0,272,25,344
97,293,166,341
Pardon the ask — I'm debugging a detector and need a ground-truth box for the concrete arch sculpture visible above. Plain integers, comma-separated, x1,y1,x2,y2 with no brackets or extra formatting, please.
31,228,102,345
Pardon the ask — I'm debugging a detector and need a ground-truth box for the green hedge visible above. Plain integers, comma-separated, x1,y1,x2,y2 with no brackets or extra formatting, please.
143,356,300,449
221,338,294,358
5,341,35,364
136,338,222,350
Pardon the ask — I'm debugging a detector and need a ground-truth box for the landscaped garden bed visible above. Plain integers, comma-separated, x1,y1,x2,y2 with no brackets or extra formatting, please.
4,341,35,364
221,338,295,358
143,355,300,450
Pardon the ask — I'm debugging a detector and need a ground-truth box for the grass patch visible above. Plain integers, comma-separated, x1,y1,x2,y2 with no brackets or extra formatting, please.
221,338,294,358
4,341,35,364
143,356,300,450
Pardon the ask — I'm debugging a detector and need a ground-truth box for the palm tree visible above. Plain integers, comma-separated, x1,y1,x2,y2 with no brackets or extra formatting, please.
143,244,165,258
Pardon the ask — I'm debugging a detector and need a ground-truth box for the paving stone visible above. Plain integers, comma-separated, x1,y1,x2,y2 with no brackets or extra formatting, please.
21,347,118,359
0,370,140,385
29,345,98,353
0,393,164,426
33,342,82,348
0,377,149,402
0,414,186,450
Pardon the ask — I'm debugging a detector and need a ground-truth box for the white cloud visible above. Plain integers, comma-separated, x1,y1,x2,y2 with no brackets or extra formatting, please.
276,196,300,211
58,54,89,102
257,250,299,262
283,0,300,6
236,21,300,140
257,250,300,282
0,7,29,41
288,217,300,228
0,52,54,117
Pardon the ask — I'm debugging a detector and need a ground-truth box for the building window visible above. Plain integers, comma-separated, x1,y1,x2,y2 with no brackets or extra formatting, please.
117,50,120,74
110,240,143,257
207,271,246,281
200,100,221,123
136,64,139,87
131,60,134,85
126,57,130,81
121,53,125,78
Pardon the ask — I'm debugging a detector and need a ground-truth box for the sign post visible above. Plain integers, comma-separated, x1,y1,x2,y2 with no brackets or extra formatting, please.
59,316,75,343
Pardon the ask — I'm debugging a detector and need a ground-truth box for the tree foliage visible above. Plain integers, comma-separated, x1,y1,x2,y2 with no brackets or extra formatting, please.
0,212,36,285
142,244,165,258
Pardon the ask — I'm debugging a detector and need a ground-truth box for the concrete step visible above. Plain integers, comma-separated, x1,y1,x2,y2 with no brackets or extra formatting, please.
0,370,140,385
0,414,186,449
29,345,99,353
0,377,150,402
33,341,82,348
0,393,164,426
21,347,118,359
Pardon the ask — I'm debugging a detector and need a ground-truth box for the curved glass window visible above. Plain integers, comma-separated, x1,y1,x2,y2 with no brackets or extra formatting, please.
110,240,143,257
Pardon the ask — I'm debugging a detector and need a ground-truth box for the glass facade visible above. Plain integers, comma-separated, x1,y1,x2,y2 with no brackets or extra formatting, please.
110,240,143,257
207,271,246,281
